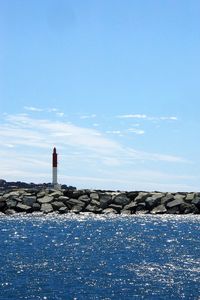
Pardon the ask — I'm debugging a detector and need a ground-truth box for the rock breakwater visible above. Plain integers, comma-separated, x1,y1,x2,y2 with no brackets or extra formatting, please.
0,185,200,215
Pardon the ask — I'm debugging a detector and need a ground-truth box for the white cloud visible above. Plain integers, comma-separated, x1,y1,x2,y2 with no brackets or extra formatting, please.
128,128,145,135
24,106,43,112
117,114,178,121
80,114,97,119
106,130,122,135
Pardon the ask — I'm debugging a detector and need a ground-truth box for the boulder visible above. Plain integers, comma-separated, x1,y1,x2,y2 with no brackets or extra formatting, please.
37,191,46,198
166,198,185,208
174,194,185,201
90,192,99,201
121,210,132,215
84,204,102,213
0,200,6,211
102,208,118,214
6,199,17,209
78,195,90,204
49,191,63,198
16,203,32,212
108,204,122,212
134,192,149,203
58,196,70,203
123,201,137,211
167,206,180,214
67,198,85,207
145,193,163,209
37,196,54,204
22,196,36,206
40,203,53,213
5,209,16,215
52,201,66,210
71,205,84,213
113,194,130,206
185,193,195,202
59,207,68,214
151,204,167,214
126,191,139,200
100,195,112,209
180,203,199,214
32,203,41,211
192,197,200,209
161,194,174,205
3,191,21,199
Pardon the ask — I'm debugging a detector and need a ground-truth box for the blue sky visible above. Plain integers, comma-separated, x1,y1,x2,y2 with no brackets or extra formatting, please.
1,0,200,191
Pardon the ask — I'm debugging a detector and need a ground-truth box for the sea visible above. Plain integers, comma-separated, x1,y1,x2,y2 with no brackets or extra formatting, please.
0,213,199,300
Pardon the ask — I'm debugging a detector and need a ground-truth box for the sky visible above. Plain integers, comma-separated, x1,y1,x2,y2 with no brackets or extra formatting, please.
1,0,200,191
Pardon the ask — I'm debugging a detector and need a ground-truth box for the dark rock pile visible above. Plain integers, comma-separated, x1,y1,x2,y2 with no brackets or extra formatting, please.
0,186,200,215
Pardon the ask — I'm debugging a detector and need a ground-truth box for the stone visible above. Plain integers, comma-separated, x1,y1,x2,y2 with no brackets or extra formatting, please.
6,199,17,209
90,193,99,201
123,201,137,211
185,193,195,202
32,203,41,211
113,194,130,206
22,196,36,206
0,201,6,211
192,197,200,209
5,209,16,215
145,193,163,209
71,205,84,213
3,191,21,199
52,201,66,210
40,203,53,213
37,191,46,198
37,196,54,204
84,204,102,213
16,203,32,212
166,199,185,208
167,206,180,214
67,198,85,207
161,194,174,205
49,191,63,198
90,199,100,206
100,195,112,209
135,209,149,214
78,195,90,203
134,192,149,203
102,208,118,214
58,196,70,203
151,204,167,214
180,203,199,214
121,210,132,215
126,191,139,200
108,204,122,212
174,194,185,201
59,207,68,214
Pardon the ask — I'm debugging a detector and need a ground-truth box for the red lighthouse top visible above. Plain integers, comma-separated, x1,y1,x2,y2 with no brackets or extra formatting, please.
52,147,57,167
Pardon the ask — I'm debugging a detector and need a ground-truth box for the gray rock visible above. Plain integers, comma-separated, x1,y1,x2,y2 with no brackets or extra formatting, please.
71,205,84,213
134,192,149,203
102,208,118,214
151,204,167,214
37,196,54,204
32,203,41,211
59,207,68,214
58,196,70,203
22,196,36,206
121,209,132,215
126,191,139,200
174,194,185,201
100,195,112,209
166,198,185,208
108,204,122,212
113,194,131,206
67,198,85,207
123,201,137,211
78,195,90,203
135,209,149,214
16,203,32,212
84,204,102,213
6,199,17,209
50,191,63,198
40,203,53,213
90,192,99,201
180,203,199,214
145,193,163,209
52,201,66,210
167,206,180,214
113,194,130,206
37,191,46,198
161,194,174,205
185,193,195,201
0,201,6,211
90,199,100,206
192,197,200,209
5,209,16,215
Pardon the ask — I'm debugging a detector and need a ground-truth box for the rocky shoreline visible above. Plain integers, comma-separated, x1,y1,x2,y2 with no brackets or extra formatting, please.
0,181,200,215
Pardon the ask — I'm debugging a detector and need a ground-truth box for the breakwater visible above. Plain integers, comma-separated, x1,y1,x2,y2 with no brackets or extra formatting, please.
0,185,200,215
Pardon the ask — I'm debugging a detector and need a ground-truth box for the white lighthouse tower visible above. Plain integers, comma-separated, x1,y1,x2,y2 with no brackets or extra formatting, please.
52,147,58,186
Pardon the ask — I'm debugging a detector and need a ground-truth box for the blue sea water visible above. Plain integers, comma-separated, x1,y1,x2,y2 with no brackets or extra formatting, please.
0,214,199,300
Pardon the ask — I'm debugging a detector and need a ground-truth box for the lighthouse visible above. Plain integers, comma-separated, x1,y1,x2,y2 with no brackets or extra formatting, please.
52,147,58,186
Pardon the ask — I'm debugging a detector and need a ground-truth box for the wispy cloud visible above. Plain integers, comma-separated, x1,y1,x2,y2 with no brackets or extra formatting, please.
80,114,97,119
128,128,145,135
117,114,178,121
24,106,44,112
